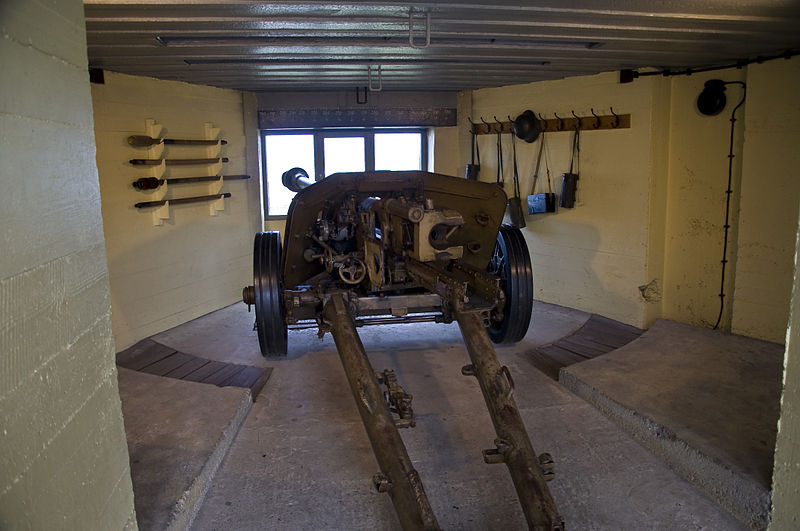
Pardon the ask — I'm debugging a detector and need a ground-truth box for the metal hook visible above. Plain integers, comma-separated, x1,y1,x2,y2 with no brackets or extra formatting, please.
610,107,620,128
571,110,581,130
367,65,382,92
590,108,601,129
355,86,368,105
553,112,564,131
494,116,503,134
408,7,431,49
480,116,491,134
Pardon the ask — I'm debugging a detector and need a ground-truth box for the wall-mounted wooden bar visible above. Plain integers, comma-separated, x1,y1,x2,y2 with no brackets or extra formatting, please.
470,112,630,135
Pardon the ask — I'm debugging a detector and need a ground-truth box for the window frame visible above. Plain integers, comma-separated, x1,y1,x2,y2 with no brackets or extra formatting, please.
261,127,429,220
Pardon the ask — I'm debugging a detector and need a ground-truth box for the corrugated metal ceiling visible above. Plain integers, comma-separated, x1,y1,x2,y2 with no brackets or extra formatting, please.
84,1,800,92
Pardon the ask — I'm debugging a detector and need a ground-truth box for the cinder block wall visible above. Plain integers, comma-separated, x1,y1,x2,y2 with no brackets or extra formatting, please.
0,0,136,529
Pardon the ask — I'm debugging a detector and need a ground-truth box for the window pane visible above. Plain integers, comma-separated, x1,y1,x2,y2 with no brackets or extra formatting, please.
324,137,365,176
264,134,314,216
375,133,422,171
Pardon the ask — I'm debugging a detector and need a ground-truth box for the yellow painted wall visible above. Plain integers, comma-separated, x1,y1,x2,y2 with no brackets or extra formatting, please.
92,72,262,350
769,202,800,529
732,60,800,341
660,70,747,331
454,60,800,340
0,0,136,528
432,126,459,176
470,72,659,328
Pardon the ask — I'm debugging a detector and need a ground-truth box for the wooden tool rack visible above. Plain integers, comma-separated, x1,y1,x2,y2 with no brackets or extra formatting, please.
470,108,631,135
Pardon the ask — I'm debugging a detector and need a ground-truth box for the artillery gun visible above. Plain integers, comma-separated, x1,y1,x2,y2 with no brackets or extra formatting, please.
243,169,563,530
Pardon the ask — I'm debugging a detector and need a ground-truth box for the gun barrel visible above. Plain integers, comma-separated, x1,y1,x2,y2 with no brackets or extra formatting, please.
282,167,314,192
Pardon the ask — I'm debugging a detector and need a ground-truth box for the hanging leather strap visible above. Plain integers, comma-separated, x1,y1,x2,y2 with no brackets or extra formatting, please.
511,133,521,199
496,130,504,185
471,130,481,166
568,127,580,174
544,134,553,193
530,134,545,195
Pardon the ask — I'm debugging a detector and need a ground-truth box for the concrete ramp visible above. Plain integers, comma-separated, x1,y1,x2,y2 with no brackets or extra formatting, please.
559,319,784,530
117,368,253,530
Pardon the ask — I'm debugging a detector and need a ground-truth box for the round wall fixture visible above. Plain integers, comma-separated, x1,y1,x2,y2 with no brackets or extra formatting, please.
697,79,728,116
513,110,542,143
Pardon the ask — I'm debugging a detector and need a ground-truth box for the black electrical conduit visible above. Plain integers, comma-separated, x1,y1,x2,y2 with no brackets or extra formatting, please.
713,82,747,330
620,50,797,82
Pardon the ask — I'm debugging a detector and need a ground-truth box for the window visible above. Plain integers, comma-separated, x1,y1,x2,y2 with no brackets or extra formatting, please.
261,128,428,217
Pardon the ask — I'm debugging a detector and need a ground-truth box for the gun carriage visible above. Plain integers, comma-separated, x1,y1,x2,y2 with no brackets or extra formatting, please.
242,169,563,530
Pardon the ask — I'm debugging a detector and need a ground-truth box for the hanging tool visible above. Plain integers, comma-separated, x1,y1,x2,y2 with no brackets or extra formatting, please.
127,135,227,147
465,120,481,180
528,133,556,214
506,128,526,228
134,192,230,208
129,157,228,166
132,174,250,190
495,122,504,187
560,126,580,209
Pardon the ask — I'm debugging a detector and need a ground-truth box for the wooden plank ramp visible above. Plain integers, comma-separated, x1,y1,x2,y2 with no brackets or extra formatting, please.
116,338,272,400
526,314,643,380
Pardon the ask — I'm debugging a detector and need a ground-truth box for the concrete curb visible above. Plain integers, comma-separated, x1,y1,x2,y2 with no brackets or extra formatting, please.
164,390,253,531
559,368,770,530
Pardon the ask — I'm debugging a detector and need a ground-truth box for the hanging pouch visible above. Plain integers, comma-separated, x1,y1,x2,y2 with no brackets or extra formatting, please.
506,133,526,228
528,133,557,214
465,127,480,180
560,127,580,209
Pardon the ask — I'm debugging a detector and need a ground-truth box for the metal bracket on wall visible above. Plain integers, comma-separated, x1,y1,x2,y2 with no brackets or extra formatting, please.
471,109,630,135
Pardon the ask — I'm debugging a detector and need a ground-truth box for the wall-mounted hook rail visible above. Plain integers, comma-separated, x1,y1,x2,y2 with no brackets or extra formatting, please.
470,110,631,135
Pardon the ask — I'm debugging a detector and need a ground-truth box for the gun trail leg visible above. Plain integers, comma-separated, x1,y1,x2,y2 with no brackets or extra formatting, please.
324,293,440,531
456,311,563,530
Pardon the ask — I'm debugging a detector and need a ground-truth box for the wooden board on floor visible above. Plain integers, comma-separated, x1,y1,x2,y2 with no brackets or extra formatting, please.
117,339,177,371
526,313,643,381
116,340,272,397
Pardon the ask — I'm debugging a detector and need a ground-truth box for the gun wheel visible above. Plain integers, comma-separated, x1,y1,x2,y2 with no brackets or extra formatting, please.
254,231,288,357
487,225,533,344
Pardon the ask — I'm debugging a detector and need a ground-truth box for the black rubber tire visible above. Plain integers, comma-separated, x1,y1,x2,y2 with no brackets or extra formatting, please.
253,231,287,357
487,225,533,344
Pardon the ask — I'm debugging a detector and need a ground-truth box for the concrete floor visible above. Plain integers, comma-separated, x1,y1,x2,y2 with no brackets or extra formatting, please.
148,302,744,530
561,320,784,529
118,368,252,530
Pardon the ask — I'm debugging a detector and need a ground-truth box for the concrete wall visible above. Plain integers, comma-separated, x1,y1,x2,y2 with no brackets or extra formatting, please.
469,72,659,328
660,70,747,331
458,60,799,340
732,60,800,341
92,72,262,350
769,203,800,529
0,0,136,528
432,126,459,176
